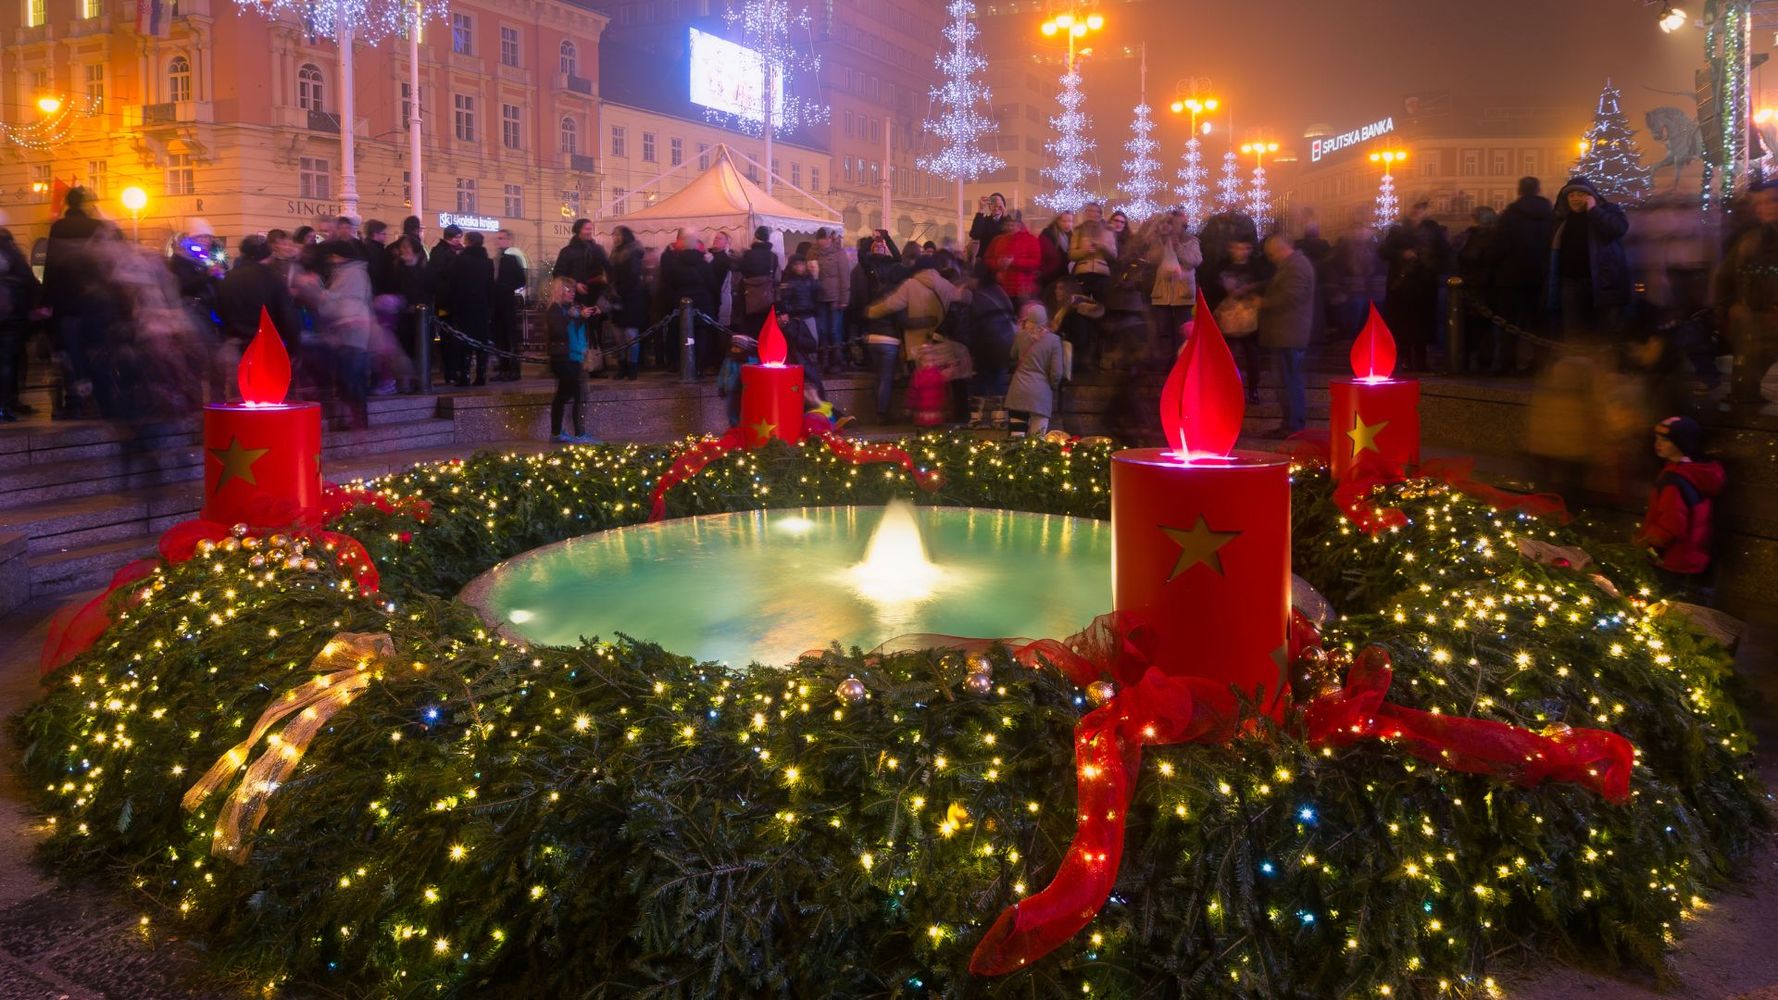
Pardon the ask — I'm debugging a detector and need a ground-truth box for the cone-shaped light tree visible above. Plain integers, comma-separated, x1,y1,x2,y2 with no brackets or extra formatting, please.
919,0,1005,241
1574,79,1652,204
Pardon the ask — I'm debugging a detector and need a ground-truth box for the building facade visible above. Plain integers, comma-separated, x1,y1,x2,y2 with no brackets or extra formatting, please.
0,0,607,260
1287,100,1583,232
596,101,826,219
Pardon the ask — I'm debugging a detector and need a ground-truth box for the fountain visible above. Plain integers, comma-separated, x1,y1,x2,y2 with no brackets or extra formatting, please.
462,504,1111,668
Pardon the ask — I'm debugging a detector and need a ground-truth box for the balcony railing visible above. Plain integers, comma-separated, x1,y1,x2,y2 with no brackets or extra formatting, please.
569,153,597,173
307,109,340,133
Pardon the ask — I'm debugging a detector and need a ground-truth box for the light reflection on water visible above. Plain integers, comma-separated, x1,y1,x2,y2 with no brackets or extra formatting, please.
465,506,1111,669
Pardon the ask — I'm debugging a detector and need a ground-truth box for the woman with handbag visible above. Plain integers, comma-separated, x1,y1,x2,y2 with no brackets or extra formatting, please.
1206,240,1269,402
1147,212,1203,362
738,226,779,335
544,278,595,443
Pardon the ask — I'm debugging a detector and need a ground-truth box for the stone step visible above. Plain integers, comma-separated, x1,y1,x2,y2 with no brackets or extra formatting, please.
28,534,162,597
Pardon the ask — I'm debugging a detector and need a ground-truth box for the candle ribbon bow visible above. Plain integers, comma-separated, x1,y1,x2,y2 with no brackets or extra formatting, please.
967,613,1634,977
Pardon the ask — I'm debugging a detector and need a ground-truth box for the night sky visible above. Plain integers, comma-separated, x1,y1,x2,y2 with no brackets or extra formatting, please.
1063,0,1716,157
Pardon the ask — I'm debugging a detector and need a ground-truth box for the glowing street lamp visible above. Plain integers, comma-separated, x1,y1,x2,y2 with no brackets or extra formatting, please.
36,95,62,115
1658,3,1686,32
120,185,148,242
1239,140,1280,228
1367,149,1406,229
1035,8,1105,213
1169,83,1219,233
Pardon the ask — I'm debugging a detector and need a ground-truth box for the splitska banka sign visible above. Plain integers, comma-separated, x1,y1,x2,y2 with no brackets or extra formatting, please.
1310,117,1396,162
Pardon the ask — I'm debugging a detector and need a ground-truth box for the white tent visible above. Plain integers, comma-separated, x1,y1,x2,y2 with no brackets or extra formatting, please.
604,147,843,245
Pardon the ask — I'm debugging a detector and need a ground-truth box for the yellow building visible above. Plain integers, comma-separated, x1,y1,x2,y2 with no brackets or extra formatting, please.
0,0,607,261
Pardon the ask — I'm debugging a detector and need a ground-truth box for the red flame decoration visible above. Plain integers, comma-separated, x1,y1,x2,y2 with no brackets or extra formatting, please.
1159,289,1244,459
238,307,291,404
1350,303,1397,380
758,307,788,366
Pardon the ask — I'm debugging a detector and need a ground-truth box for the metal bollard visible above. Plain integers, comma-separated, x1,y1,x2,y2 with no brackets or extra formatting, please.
1444,276,1465,376
678,298,697,383
416,307,434,394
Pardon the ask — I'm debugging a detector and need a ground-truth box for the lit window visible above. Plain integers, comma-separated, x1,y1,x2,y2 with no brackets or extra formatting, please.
84,64,104,106
80,0,100,18
167,56,191,103
456,177,477,213
453,94,476,142
501,103,521,150
168,153,196,195
504,183,523,218
297,64,324,112
558,40,578,77
297,156,327,199
451,13,473,55
26,0,45,27
499,26,520,68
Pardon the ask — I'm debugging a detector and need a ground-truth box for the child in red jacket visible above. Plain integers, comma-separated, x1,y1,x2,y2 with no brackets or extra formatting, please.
1634,416,1724,587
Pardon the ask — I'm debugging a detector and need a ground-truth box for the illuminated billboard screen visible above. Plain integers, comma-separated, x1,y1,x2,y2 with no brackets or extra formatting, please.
688,27,783,123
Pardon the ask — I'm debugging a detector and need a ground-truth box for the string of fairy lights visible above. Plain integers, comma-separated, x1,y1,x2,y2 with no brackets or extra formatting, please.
20,436,1762,999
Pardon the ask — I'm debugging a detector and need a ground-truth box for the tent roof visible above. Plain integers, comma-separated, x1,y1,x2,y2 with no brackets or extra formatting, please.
607,149,842,238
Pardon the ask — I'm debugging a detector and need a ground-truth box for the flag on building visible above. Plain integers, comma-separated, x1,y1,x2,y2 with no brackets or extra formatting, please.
50,178,72,219
137,0,170,38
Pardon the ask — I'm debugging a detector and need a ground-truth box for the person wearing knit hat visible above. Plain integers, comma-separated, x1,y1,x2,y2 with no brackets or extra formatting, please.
1634,415,1724,587
1549,174,1631,340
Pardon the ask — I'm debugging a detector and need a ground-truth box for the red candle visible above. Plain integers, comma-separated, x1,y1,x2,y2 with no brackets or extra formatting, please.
1329,305,1420,480
201,310,322,527
1112,290,1291,717
737,308,805,447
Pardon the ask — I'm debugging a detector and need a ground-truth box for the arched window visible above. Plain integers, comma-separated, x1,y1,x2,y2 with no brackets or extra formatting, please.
297,64,324,112
167,56,191,103
558,39,578,77
560,117,578,156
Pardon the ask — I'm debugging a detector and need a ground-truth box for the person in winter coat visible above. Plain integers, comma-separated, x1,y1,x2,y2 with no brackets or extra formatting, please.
813,228,851,370
314,240,375,429
492,229,528,381
216,235,300,393
984,214,1042,305
1454,207,1507,372
1548,175,1631,340
1328,224,1383,341
1633,415,1724,586
390,235,428,389
969,265,1018,400
1005,302,1066,436
1713,180,1778,403
968,192,1009,260
738,226,781,335
1259,235,1315,435
656,228,715,373
1496,176,1555,372
777,255,823,392
607,226,649,380
543,277,593,442
551,218,609,309
1145,211,1204,361
441,232,494,386
866,256,960,359
0,228,40,420
1380,202,1449,372
1037,212,1074,298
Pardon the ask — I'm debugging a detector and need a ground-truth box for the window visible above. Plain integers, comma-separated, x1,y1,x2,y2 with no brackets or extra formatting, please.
501,103,521,149
504,183,523,218
669,136,683,166
790,162,800,187
455,177,477,213
26,0,45,27
844,110,854,137
809,166,818,192
612,186,628,210
1459,149,1480,177
84,64,104,105
697,143,710,170
560,116,578,154
1417,150,1440,178
869,161,880,186
500,26,520,67
403,170,412,205
844,156,853,184
454,93,476,142
30,69,47,94
297,156,327,198
167,153,195,195
641,131,656,163
1520,150,1538,176
298,64,324,111
81,0,100,18
558,39,578,76
167,56,191,103
400,82,414,127
28,164,49,200
85,160,107,197
870,118,880,144
562,189,580,217
611,125,626,157
451,13,473,55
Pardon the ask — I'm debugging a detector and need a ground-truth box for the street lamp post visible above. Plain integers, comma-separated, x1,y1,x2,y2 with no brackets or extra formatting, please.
1035,9,1104,213
1367,148,1405,230
1239,139,1279,228
1168,82,1218,232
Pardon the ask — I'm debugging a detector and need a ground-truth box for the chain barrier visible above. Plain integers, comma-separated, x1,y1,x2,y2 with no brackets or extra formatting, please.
1458,289,1711,355
432,309,680,366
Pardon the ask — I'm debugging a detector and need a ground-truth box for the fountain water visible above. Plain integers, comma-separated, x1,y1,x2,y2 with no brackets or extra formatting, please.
846,499,946,605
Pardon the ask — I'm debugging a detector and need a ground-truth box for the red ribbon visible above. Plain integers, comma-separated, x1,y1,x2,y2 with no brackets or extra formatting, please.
966,613,1634,976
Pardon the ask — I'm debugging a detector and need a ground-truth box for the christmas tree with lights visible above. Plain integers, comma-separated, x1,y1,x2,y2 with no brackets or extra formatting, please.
1214,149,1244,214
1036,68,1097,215
919,0,1004,200
1175,135,1209,233
1117,100,1164,222
1574,79,1652,204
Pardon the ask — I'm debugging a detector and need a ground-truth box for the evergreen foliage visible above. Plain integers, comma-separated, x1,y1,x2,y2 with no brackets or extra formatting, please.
1576,80,1653,205
13,438,1764,999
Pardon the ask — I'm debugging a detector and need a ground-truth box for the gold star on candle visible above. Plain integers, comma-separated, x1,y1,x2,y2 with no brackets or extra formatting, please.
749,418,777,445
1347,413,1390,457
1160,516,1241,581
208,437,270,492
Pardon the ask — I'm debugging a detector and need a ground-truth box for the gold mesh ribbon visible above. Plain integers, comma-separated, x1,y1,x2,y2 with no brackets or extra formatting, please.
182,632,390,863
